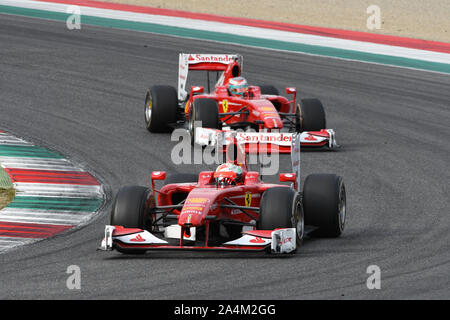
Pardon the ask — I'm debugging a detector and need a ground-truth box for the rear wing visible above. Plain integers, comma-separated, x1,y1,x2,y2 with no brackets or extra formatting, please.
178,53,243,101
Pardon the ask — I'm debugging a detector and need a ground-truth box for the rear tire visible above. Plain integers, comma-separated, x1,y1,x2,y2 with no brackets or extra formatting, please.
303,174,346,237
258,85,279,96
145,85,178,133
189,98,220,145
258,187,304,246
296,98,326,132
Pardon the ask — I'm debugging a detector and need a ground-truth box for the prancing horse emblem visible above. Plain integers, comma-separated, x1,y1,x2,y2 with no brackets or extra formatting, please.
222,99,229,113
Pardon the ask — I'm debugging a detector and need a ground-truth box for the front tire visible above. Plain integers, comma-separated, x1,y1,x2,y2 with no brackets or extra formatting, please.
296,98,326,132
189,98,220,145
303,174,346,237
258,187,304,246
165,173,198,185
110,186,154,254
110,186,153,229
145,85,178,133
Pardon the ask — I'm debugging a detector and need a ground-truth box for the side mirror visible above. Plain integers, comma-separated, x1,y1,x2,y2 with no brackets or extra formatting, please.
285,87,296,95
280,173,296,183
151,171,166,181
190,86,204,96
285,88,297,113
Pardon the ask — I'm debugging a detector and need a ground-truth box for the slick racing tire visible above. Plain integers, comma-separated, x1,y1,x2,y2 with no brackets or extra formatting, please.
110,185,153,229
258,187,304,247
296,98,326,132
258,85,279,96
145,85,178,133
189,98,220,145
110,186,154,254
165,173,199,205
165,173,199,185
303,174,346,237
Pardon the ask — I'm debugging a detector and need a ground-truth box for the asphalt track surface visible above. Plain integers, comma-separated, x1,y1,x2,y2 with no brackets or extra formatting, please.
0,14,449,299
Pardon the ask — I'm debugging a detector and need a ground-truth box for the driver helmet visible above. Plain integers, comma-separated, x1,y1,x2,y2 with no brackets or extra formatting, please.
228,77,249,97
214,163,244,187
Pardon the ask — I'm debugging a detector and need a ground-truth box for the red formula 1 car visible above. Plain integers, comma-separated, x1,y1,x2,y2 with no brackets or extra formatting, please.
144,53,338,150
98,134,346,254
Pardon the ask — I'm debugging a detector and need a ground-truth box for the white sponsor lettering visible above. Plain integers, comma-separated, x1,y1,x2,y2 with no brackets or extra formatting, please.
189,54,235,64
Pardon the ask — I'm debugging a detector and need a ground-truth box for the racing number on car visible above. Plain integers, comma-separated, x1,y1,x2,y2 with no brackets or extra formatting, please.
222,99,229,113
245,192,252,207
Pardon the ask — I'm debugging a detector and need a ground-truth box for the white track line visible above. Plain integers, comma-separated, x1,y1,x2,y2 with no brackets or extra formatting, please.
13,183,103,198
0,133,31,146
0,157,82,171
0,208,92,225
0,237,37,252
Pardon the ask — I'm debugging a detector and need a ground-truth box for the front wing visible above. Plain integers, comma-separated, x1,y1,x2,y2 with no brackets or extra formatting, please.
195,128,338,153
98,226,297,254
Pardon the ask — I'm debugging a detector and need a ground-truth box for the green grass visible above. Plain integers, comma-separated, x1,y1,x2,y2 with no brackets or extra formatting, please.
0,166,15,210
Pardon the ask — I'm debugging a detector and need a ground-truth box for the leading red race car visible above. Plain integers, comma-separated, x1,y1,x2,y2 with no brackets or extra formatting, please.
144,54,338,151
98,134,346,254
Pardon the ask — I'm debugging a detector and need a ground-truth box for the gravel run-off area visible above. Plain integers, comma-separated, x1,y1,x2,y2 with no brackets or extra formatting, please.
99,0,450,42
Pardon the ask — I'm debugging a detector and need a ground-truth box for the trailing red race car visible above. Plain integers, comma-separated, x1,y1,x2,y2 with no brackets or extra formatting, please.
98,134,346,254
144,53,338,151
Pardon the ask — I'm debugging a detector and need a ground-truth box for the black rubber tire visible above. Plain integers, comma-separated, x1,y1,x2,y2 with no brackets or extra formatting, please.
165,173,198,185
258,187,304,245
296,98,326,132
258,85,279,96
110,185,152,229
303,174,346,237
145,85,178,133
189,98,220,144
164,173,198,206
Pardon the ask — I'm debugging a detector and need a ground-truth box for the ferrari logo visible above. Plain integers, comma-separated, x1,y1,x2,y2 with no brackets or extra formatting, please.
222,99,229,113
245,192,252,207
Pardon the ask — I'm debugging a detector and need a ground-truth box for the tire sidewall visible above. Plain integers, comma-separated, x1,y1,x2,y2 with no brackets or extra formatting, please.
297,98,326,132
337,179,346,233
144,90,152,129
259,187,303,247
110,186,152,229
291,193,304,245
145,86,178,132
303,174,346,237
